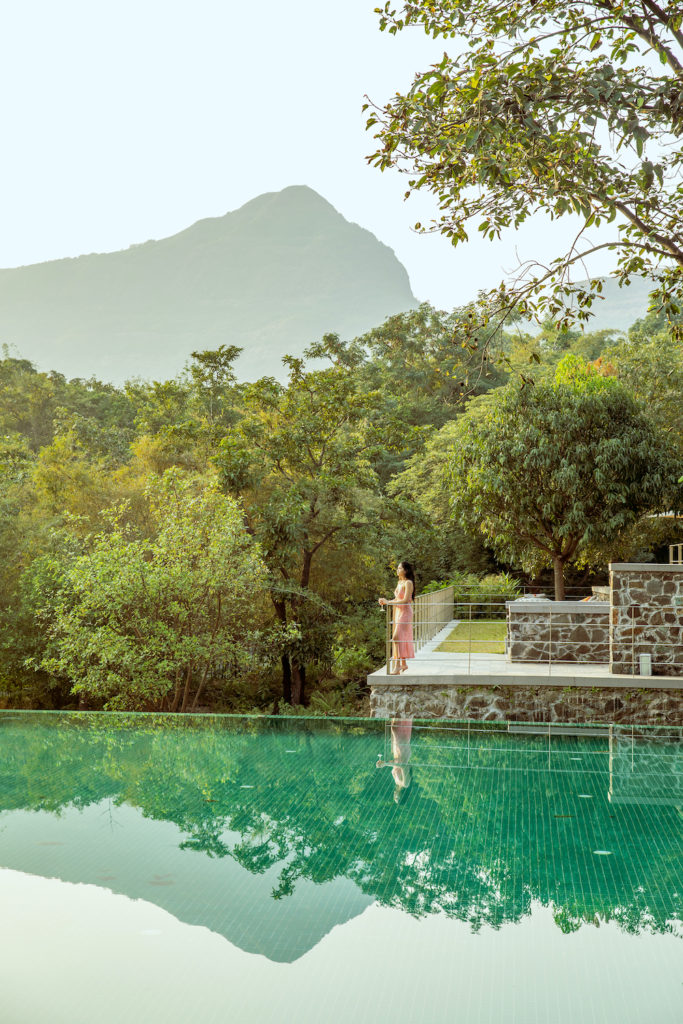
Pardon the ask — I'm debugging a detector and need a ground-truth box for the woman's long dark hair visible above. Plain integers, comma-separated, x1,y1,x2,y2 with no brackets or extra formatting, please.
398,561,416,600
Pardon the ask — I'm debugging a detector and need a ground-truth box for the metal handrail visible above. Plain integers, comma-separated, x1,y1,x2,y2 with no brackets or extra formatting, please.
379,598,682,677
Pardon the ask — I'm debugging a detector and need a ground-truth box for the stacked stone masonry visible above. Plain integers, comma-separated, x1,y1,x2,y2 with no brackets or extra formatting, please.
610,564,683,677
370,682,683,726
506,600,609,664
369,562,683,724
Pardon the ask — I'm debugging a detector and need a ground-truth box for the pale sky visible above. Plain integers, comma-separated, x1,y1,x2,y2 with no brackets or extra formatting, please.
0,0,619,309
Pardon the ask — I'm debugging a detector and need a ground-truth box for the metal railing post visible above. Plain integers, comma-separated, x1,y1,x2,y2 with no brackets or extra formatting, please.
468,601,473,674
408,583,456,655
386,603,392,674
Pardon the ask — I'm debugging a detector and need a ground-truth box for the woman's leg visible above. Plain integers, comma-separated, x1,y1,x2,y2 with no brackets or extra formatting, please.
393,627,407,671
390,632,400,674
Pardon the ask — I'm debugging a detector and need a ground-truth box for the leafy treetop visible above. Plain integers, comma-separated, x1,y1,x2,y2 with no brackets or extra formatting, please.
446,354,681,598
367,0,683,336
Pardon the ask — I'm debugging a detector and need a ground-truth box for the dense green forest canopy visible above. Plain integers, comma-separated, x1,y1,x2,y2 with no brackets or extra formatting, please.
0,301,680,712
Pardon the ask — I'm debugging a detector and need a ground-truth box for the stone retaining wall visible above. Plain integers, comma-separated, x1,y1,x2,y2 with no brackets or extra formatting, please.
610,564,683,676
370,681,683,725
506,600,609,663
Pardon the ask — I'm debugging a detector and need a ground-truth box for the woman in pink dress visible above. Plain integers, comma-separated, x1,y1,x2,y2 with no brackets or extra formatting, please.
378,562,416,674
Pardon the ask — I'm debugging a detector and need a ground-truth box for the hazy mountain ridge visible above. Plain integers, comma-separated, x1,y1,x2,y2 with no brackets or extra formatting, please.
0,186,417,383
563,275,656,334
0,187,658,385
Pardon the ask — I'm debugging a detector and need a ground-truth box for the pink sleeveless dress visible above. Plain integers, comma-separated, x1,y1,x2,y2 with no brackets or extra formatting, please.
393,582,415,659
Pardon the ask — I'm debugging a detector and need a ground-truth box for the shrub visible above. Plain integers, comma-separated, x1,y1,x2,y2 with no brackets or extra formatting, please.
42,471,273,711
423,570,521,619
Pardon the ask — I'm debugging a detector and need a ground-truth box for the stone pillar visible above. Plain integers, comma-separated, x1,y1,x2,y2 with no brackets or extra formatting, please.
609,563,683,676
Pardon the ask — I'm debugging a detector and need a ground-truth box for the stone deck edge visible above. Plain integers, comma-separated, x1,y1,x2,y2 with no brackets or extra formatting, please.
367,671,683,690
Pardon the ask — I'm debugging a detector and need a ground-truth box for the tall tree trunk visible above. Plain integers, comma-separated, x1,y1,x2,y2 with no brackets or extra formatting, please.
281,654,292,705
272,597,292,704
301,549,312,589
190,662,211,711
180,664,194,713
170,667,183,711
552,556,566,601
289,549,312,706
291,663,306,707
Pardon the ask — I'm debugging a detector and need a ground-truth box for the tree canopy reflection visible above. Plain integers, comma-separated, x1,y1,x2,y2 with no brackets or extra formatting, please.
0,713,680,939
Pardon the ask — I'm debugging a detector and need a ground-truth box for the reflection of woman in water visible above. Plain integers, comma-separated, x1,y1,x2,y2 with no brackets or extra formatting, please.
378,562,416,674
376,718,413,803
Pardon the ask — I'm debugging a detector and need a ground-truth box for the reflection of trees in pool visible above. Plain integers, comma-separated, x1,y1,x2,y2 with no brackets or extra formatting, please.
0,714,680,937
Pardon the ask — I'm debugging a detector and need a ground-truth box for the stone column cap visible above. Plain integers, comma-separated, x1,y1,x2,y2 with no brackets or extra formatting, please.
506,599,609,611
609,562,683,572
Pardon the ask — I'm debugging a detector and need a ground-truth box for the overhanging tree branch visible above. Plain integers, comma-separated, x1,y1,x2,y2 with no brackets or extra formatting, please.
367,0,683,340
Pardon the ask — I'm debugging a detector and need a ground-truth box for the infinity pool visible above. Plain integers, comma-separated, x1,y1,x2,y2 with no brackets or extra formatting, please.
0,712,681,1023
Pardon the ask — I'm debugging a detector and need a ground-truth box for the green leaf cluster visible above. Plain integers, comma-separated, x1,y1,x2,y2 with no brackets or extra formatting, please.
368,0,683,338
41,471,270,712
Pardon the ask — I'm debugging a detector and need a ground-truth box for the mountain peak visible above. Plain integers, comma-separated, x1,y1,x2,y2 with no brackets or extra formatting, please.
259,184,330,203
229,184,346,227
0,188,417,384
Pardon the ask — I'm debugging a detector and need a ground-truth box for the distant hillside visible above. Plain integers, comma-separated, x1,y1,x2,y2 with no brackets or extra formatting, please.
572,275,655,334
515,275,656,337
0,186,417,384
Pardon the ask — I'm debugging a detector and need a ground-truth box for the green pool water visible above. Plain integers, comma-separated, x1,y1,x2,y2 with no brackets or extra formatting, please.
0,712,681,1023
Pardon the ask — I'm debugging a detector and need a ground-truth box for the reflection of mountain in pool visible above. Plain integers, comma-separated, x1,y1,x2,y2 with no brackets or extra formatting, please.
0,713,681,950
0,801,373,962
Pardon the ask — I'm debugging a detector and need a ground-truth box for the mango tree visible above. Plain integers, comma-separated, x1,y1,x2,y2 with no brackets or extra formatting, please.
446,357,681,598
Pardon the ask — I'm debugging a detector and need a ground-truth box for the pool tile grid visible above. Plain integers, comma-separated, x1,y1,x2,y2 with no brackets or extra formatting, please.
0,711,681,1024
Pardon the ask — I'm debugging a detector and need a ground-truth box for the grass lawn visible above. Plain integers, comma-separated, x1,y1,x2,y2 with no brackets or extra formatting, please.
436,620,507,655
